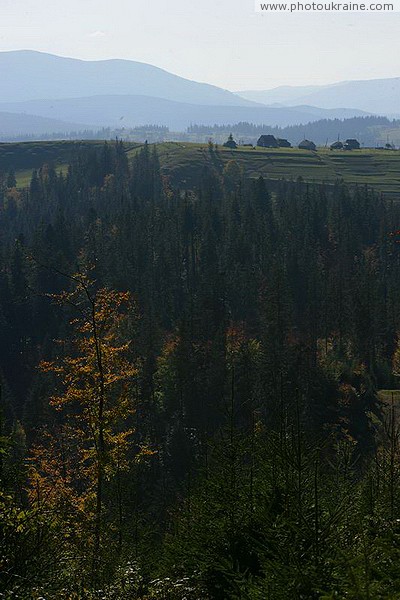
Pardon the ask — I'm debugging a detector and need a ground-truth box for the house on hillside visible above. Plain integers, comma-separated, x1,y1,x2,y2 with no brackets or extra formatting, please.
330,141,344,150
277,138,292,148
298,139,317,151
223,134,238,149
344,138,360,150
257,134,279,148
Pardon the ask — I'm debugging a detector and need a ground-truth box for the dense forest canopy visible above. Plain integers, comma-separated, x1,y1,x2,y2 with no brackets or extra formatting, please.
1,141,400,599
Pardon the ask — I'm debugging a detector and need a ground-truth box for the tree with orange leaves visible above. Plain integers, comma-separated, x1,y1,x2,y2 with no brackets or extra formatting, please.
29,273,138,579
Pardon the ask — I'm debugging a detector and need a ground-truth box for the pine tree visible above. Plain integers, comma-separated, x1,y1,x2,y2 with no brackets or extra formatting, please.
6,170,16,189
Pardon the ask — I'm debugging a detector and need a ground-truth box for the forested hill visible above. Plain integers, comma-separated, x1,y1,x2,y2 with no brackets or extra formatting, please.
1,141,400,599
0,140,139,171
4,140,400,199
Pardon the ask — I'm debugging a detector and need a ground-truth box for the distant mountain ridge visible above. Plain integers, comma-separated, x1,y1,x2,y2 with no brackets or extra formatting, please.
0,51,394,136
0,95,370,132
0,50,257,106
0,111,91,137
235,77,400,116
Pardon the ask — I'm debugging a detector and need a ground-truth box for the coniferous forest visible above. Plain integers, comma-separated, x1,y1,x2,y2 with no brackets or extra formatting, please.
2,141,400,599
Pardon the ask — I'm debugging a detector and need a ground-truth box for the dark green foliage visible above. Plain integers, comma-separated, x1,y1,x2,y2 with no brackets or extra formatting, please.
0,141,400,598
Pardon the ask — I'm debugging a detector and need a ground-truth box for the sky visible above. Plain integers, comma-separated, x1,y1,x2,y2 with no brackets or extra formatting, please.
0,0,399,90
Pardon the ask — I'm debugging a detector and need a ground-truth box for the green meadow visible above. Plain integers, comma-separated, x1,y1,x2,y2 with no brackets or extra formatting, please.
2,140,400,200
136,142,400,199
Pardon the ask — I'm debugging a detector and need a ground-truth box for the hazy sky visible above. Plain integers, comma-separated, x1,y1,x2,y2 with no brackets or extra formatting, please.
0,0,399,90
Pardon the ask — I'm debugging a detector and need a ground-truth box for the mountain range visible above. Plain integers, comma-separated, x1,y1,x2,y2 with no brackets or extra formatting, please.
0,50,254,106
0,111,89,137
0,95,370,133
235,78,400,116
0,50,398,137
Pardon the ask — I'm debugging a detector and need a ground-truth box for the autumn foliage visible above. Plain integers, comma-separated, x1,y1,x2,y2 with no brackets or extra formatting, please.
28,275,139,574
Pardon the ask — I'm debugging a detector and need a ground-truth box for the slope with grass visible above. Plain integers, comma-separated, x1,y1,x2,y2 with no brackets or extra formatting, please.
130,142,400,199
3,140,400,200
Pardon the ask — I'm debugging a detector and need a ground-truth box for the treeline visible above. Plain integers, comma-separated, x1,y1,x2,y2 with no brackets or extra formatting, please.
0,125,170,144
4,114,400,147
189,116,400,146
1,142,400,598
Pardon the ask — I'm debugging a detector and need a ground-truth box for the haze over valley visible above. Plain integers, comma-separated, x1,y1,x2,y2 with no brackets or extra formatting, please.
1,50,399,142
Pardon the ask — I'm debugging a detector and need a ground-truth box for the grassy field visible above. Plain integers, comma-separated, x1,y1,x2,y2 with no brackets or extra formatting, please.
2,140,400,199
128,142,400,199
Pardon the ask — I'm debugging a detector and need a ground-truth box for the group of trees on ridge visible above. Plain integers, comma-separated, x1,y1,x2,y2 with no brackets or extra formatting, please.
188,116,400,147
2,115,400,147
1,141,400,598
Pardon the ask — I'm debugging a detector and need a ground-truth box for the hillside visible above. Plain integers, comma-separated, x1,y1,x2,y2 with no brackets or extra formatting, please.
4,140,400,200
131,142,400,199
0,140,139,186
0,140,140,170
2,138,400,599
